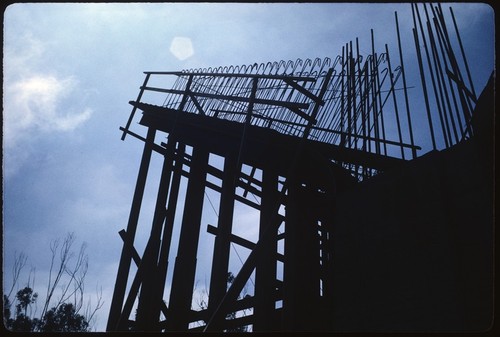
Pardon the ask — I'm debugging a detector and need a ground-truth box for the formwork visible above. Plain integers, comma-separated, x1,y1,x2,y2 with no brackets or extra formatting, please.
106,3,492,332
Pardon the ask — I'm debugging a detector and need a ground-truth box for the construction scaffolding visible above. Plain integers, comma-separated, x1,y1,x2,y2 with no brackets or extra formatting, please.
107,3,484,332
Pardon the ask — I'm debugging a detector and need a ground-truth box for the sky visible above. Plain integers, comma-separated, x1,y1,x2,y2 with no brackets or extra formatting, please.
2,2,494,332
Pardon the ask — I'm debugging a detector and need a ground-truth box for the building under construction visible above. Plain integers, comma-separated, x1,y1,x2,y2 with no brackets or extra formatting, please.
107,3,494,332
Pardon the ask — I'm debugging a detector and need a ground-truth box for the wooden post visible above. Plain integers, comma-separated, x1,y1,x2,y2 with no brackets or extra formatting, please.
136,136,176,330
166,146,209,331
107,127,156,331
207,155,238,317
283,179,321,330
254,168,279,331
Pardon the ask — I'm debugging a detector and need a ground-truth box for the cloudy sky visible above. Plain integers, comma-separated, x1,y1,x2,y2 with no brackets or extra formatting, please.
3,2,494,331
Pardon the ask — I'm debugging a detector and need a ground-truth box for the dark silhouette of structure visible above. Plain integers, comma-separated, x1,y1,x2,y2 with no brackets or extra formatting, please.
107,3,493,332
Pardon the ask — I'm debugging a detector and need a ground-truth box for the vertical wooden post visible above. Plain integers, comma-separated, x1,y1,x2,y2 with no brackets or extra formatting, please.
283,179,320,330
207,155,238,317
156,142,185,310
107,127,156,331
166,146,209,331
254,168,279,331
136,136,176,330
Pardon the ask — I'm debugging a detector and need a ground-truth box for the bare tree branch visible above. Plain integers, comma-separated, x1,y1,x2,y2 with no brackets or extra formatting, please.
41,233,76,319
85,285,104,332
7,232,104,332
7,251,27,300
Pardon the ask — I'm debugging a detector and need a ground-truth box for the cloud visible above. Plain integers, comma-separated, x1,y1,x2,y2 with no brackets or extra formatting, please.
3,32,94,177
4,74,92,144
3,29,93,143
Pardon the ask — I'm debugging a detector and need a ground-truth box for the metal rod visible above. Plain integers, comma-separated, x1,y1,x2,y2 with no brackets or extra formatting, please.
425,8,459,145
366,56,372,156
415,3,449,148
347,41,353,148
374,55,388,156
424,7,455,146
354,37,362,177
141,85,313,121
411,18,437,150
435,4,473,136
371,30,381,155
394,13,416,158
431,13,465,137
449,6,477,100
340,45,346,149
385,44,405,159
144,70,317,82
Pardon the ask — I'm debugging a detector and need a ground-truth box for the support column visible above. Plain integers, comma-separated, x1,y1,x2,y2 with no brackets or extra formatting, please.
254,168,279,331
207,155,238,318
136,136,176,331
166,146,209,331
283,180,321,330
156,143,185,310
107,127,156,331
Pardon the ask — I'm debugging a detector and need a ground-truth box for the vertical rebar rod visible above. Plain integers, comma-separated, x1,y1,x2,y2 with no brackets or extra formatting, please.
347,41,353,148
425,12,459,145
435,4,473,136
385,44,405,159
375,57,388,156
432,14,464,137
371,30,381,155
362,58,370,178
340,45,346,148
354,37,362,178
412,3,437,150
360,48,367,153
424,11,455,146
415,3,449,148
395,11,416,159
366,56,372,155
449,6,477,101
412,26,437,151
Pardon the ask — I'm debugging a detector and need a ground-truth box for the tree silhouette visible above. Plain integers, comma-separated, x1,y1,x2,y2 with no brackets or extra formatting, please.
40,303,89,332
3,233,103,332
5,287,39,331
